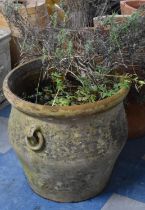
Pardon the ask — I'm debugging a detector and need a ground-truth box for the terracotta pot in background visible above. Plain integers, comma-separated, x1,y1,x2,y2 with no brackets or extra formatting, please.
18,0,49,29
1,0,49,33
124,76,145,139
120,0,145,15
119,63,145,139
126,100,145,139
0,0,49,67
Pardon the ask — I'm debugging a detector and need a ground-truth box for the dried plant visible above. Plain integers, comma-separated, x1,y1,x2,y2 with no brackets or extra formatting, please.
57,0,110,27
2,0,123,67
2,0,145,105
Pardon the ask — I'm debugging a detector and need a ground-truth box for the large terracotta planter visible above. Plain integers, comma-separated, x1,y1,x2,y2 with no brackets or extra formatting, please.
120,0,145,15
3,59,129,202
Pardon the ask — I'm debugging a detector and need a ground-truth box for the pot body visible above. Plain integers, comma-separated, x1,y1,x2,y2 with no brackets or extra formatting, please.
3,59,129,202
9,102,127,202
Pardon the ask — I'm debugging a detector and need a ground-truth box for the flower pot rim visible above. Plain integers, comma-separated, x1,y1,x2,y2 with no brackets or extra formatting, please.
3,59,130,118
120,0,145,11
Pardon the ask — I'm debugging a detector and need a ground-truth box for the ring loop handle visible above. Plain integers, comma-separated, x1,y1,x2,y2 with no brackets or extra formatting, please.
25,126,44,151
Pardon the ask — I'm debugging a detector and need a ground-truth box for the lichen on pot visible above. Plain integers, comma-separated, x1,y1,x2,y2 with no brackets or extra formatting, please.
3,59,129,202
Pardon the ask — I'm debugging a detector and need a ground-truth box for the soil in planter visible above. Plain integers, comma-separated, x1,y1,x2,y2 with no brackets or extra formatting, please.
22,68,126,106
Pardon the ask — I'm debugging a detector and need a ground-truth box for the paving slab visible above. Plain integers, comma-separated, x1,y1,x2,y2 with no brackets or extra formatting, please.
0,105,11,118
101,194,145,210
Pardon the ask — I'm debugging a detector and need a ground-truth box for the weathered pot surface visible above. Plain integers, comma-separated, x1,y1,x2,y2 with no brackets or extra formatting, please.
3,59,129,202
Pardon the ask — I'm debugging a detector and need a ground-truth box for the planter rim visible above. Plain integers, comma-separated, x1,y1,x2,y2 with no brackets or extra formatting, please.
3,59,130,118
120,0,145,11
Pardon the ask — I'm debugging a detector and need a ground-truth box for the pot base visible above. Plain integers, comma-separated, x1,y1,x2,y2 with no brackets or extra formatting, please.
21,153,114,203
28,178,109,203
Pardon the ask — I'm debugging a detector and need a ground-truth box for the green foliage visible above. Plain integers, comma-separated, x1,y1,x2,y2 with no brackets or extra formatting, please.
84,40,94,55
51,72,65,91
50,12,58,28
54,29,74,59
102,11,141,51
3,0,145,106
22,12,145,106
26,68,130,106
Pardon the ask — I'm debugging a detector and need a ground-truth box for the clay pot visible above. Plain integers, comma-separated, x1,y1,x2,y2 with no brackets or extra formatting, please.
126,100,145,139
1,0,49,34
123,65,145,139
0,0,49,67
18,0,49,30
120,0,145,15
3,59,129,202
119,64,145,139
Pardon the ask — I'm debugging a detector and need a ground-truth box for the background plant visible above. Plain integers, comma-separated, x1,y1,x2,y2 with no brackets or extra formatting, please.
99,8,145,103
